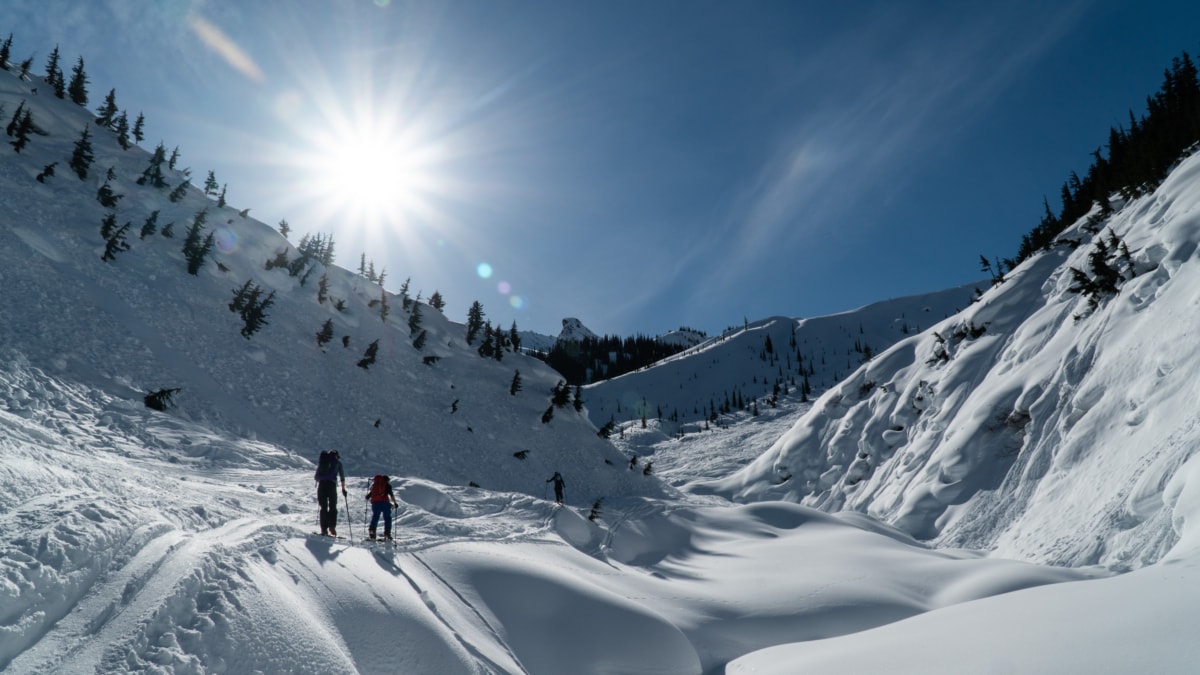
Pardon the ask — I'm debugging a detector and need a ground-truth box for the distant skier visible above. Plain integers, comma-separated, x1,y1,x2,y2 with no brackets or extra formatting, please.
314,449,346,536
546,471,565,505
365,474,400,541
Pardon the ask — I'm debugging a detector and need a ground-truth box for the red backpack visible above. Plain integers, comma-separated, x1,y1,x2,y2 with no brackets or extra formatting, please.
369,474,390,502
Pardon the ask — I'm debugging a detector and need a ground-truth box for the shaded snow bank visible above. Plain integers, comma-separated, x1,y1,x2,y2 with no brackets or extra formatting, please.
697,151,1200,570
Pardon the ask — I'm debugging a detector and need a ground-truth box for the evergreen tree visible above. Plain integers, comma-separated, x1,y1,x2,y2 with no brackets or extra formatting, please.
357,339,380,369
100,212,119,241
320,236,335,266
96,180,123,208
182,209,213,275
101,218,131,262
139,210,159,239
5,100,24,136
168,180,189,202
229,279,255,313
167,146,180,170
551,380,571,408
316,318,334,347
510,370,522,396
541,405,554,424
0,34,11,70
398,277,411,310
113,111,131,149
573,385,584,412
278,219,290,239
509,321,521,352
132,112,145,143
67,56,88,105
10,109,33,153
408,302,423,336
412,329,427,350
477,320,495,358
95,88,118,127
597,420,615,438
378,286,390,322
465,301,485,345
43,45,64,98
35,162,56,183
428,290,445,312
217,184,227,207
137,142,168,187
240,291,275,338
317,273,329,304
203,170,218,195
17,56,32,81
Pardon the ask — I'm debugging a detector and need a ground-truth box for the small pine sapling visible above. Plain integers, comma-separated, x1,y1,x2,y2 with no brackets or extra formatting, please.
357,339,380,369
139,211,159,239
239,290,276,338
35,162,56,182
101,220,131,262
316,319,334,347
317,273,329,304
10,109,33,152
168,180,188,203
70,126,94,179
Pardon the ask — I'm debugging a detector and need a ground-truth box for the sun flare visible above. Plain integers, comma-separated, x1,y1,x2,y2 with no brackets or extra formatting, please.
284,97,445,244
324,133,413,212
307,123,421,228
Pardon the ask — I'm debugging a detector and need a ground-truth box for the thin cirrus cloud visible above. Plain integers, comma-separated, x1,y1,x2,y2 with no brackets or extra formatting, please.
682,3,1088,310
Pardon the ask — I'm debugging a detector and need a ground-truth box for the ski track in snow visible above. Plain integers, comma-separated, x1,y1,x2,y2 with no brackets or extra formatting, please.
7,57,1200,674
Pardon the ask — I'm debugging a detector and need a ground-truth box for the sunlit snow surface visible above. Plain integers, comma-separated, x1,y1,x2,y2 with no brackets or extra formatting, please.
5,61,1200,674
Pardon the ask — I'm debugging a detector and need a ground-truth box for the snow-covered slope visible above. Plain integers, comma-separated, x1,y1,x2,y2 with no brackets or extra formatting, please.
0,69,657,506
7,47,1200,675
699,151,1200,570
584,285,976,431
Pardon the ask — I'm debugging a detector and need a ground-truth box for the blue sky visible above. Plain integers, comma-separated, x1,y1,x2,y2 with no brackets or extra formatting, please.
3,0,1197,337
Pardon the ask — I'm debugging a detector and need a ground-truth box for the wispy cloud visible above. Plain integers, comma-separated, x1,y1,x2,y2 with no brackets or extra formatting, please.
683,2,1089,308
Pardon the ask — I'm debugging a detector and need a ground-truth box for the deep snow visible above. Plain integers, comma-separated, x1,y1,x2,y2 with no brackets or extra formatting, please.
4,47,1200,675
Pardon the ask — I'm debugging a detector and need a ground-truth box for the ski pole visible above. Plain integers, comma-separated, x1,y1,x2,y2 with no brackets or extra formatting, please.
343,486,352,542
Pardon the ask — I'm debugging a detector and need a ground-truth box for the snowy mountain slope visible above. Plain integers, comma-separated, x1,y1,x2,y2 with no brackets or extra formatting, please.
698,150,1200,570
7,42,1200,674
2,354,1114,674
584,285,976,432
0,68,659,506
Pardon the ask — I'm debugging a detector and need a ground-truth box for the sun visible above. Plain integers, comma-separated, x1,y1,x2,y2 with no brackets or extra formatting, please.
300,112,430,233
323,131,414,214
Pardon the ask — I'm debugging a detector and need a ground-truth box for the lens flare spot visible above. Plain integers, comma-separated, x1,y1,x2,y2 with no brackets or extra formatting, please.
374,0,391,6
477,262,493,279
214,227,239,254
509,295,526,310
497,281,511,294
